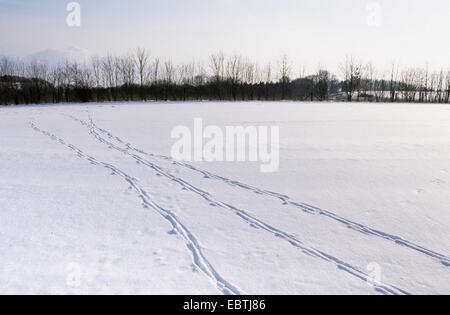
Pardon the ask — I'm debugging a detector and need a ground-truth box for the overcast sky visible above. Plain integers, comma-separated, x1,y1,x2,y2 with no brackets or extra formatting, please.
1,0,449,74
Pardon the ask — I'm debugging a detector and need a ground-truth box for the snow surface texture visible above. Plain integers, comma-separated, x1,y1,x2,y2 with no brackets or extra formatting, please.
0,101,449,295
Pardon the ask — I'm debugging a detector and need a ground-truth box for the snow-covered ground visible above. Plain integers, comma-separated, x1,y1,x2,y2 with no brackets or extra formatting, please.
0,101,449,295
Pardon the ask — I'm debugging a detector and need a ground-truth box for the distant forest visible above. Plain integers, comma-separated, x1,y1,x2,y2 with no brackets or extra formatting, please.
1,49,449,105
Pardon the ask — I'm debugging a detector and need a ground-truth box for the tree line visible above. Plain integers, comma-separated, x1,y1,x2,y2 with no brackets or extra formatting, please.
1,49,449,105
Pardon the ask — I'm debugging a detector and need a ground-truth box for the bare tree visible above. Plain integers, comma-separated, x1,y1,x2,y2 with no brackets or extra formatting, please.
27,59,50,104
389,62,399,102
364,62,376,101
226,55,244,100
135,47,150,87
101,55,115,88
210,52,225,82
0,57,19,104
162,60,175,101
278,54,292,100
314,66,331,101
445,70,450,103
117,54,136,100
151,58,160,85
91,56,102,88
0,57,14,77
263,63,272,100
417,66,428,103
210,52,225,100
437,69,445,103
340,55,361,102
179,61,196,100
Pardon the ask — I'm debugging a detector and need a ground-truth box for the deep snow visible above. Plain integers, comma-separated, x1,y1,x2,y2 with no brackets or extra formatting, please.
0,101,449,295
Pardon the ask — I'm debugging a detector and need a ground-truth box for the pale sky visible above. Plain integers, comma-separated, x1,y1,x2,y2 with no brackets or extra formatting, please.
1,0,449,74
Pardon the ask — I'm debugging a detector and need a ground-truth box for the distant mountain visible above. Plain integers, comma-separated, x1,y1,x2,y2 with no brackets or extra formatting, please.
25,47,92,65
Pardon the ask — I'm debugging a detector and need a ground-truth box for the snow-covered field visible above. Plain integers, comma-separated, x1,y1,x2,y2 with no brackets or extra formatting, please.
0,101,449,295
